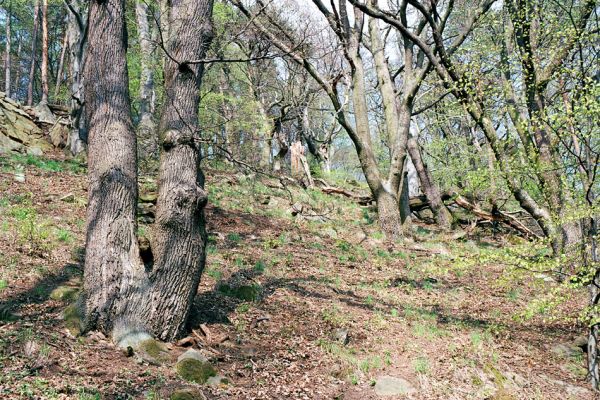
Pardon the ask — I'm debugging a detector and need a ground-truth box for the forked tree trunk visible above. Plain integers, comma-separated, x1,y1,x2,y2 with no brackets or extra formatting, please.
83,0,214,342
83,0,143,335
27,0,40,106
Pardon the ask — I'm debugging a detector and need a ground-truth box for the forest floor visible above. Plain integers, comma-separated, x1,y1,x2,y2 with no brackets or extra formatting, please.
0,151,595,400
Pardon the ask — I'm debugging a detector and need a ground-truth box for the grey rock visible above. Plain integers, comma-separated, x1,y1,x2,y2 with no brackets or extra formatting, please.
206,375,229,387
13,171,25,183
178,348,209,364
27,146,43,156
332,328,349,345
374,375,416,396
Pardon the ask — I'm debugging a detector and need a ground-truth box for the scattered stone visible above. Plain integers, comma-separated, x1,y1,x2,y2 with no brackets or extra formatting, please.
206,375,229,387
13,171,25,183
27,146,43,156
374,376,416,396
175,357,216,384
177,348,209,364
115,330,153,349
60,193,75,203
323,227,338,239
332,328,349,345
23,340,40,358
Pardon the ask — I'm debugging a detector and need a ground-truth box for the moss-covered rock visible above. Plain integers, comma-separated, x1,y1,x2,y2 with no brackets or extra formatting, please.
63,303,84,336
137,338,171,365
217,283,261,301
175,358,216,384
49,285,80,302
169,388,206,400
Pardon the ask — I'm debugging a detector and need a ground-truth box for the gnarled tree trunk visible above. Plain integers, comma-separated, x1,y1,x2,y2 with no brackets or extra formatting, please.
143,0,214,340
83,0,214,343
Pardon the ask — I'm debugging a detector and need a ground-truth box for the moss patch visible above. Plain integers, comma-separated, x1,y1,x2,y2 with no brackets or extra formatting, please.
170,389,206,400
49,285,80,302
63,303,83,336
138,338,171,365
217,283,261,301
175,358,216,384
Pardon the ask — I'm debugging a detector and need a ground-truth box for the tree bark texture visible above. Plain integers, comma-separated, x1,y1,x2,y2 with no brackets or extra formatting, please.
144,0,214,340
83,0,144,336
135,0,158,165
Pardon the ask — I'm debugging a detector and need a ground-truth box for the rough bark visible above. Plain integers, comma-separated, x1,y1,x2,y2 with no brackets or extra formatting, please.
65,0,87,155
83,0,143,335
144,0,214,340
40,0,49,104
4,2,11,98
27,0,40,106
135,0,158,165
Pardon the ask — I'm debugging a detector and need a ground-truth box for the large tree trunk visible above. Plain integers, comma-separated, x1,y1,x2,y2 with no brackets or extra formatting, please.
83,0,143,335
83,0,213,342
27,0,40,106
135,0,158,167
4,1,11,98
144,0,214,340
40,0,49,104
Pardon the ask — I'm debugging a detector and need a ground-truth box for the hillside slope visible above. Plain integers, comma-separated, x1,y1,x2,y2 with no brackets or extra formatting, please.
0,152,592,399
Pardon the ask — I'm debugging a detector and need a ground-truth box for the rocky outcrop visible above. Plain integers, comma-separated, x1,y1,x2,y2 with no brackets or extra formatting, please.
0,92,70,155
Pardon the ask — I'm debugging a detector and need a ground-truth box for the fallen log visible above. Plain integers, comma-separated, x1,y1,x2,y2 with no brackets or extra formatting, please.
450,192,541,239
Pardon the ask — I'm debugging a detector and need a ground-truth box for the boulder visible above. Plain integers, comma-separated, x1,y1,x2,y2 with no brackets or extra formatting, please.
175,357,216,384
